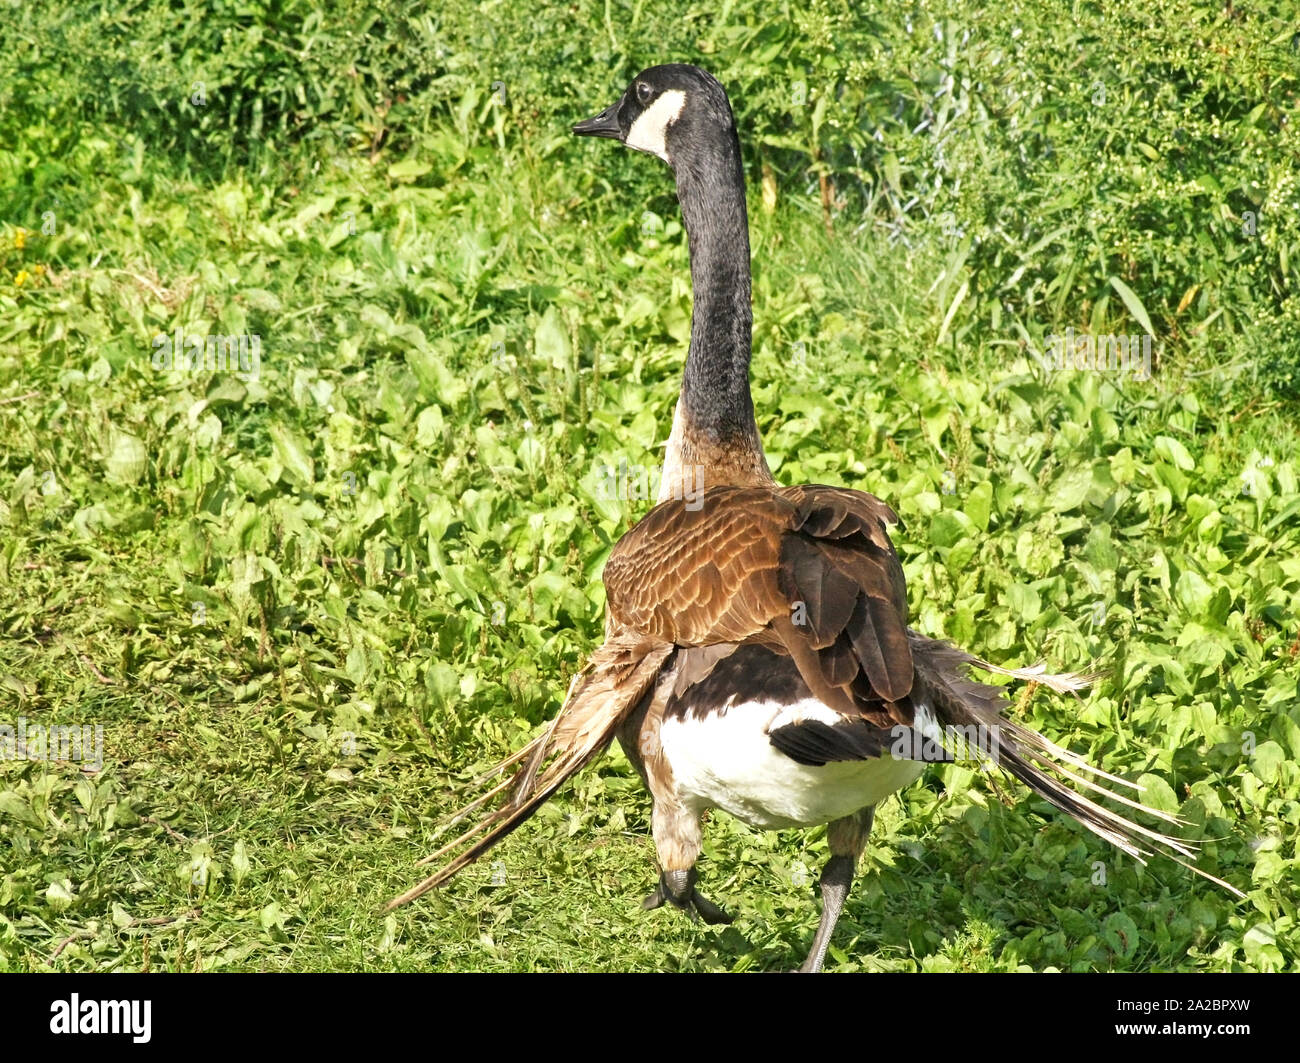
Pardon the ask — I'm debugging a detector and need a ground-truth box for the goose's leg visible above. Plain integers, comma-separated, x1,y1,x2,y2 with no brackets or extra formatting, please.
642,798,732,925
799,806,875,973
642,867,732,924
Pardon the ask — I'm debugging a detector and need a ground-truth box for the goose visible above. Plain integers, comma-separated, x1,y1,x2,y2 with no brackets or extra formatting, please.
389,64,1239,971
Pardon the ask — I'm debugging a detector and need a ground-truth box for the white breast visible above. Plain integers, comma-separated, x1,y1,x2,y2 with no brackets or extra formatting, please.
658,698,928,829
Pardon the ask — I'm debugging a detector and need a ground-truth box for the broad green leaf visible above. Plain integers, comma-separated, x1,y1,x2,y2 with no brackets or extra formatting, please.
1153,435,1195,471
1048,467,1093,512
388,159,432,179
1108,276,1156,335
231,840,251,887
534,306,570,370
1103,912,1140,960
0,791,39,826
1135,773,1179,814
1250,741,1285,784
45,880,75,912
269,424,315,486
963,480,994,531
104,427,148,485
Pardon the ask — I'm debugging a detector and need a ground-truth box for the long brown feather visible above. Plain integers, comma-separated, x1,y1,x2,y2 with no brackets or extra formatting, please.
386,633,672,910
909,632,1243,897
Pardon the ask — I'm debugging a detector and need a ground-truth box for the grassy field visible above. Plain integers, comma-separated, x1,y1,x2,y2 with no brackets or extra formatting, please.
1,0,1298,972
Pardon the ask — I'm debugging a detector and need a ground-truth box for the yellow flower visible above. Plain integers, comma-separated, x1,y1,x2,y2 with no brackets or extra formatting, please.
14,228,26,250
14,270,29,286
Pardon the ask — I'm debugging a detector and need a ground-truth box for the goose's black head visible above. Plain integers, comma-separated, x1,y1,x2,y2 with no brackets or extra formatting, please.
572,64,736,168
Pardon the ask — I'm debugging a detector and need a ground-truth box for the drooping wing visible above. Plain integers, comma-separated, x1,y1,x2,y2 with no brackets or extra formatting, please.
777,484,913,704
386,631,674,910
908,633,1244,897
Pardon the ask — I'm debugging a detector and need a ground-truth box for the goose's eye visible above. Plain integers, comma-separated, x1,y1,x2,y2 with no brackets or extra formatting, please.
636,82,653,105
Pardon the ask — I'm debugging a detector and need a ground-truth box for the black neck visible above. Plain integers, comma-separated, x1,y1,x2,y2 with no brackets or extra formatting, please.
672,128,760,448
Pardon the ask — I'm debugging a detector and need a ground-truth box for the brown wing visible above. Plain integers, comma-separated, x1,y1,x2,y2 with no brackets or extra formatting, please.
602,484,913,714
776,484,913,704
603,486,792,643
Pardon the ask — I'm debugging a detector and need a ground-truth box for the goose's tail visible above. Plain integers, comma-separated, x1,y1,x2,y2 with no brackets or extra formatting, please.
385,634,673,910
908,632,1242,897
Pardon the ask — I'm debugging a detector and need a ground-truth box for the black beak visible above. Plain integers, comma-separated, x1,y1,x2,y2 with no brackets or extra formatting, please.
573,101,622,139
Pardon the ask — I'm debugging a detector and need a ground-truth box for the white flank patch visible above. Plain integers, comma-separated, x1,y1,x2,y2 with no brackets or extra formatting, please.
912,702,942,745
770,699,844,730
626,89,687,161
659,697,927,829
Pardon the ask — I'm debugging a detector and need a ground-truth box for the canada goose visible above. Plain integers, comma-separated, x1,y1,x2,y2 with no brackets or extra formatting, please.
390,64,1240,970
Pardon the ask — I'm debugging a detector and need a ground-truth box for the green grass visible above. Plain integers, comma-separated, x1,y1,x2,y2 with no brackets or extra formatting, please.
1,0,1298,972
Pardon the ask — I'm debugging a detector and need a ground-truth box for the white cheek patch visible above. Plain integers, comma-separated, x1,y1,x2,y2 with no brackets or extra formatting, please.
626,90,687,161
